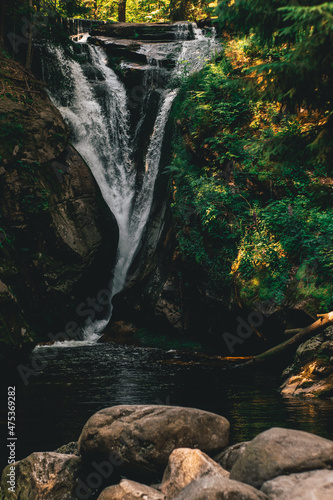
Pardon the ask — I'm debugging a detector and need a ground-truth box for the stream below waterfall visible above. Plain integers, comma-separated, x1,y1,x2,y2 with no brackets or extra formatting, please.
1,343,333,472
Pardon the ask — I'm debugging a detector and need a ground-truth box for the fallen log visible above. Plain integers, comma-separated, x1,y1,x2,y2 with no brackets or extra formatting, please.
247,311,333,365
284,328,302,336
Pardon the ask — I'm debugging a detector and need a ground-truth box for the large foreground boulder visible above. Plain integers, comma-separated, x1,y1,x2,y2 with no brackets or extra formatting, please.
159,448,229,498
98,480,165,500
230,427,333,488
78,405,230,480
261,469,333,499
173,476,268,500
0,452,80,500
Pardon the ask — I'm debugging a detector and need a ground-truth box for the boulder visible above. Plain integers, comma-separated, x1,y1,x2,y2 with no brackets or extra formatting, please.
261,469,333,499
159,448,229,498
230,427,333,488
281,328,333,398
214,442,248,471
0,452,80,500
98,480,165,500
78,405,230,480
172,476,268,500
280,361,333,397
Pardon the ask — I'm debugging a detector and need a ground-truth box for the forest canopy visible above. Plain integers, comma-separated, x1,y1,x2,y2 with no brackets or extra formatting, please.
7,0,217,22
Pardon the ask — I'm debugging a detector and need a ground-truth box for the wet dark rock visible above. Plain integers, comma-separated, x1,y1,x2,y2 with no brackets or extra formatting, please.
98,320,140,345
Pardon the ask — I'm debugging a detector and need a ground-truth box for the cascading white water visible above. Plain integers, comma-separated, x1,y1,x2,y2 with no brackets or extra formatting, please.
42,25,220,344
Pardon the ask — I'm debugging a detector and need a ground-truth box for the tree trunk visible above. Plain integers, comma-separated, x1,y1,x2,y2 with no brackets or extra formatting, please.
0,1,5,49
118,0,126,22
247,311,333,365
25,0,33,69
170,0,187,21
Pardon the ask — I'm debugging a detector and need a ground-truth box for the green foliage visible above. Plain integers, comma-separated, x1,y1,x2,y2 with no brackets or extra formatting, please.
0,228,13,248
169,0,212,21
217,1,333,120
0,117,24,140
216,0,325,45
169,43,333,311
56,0,90,18
0,116,25,158
21,190,50,214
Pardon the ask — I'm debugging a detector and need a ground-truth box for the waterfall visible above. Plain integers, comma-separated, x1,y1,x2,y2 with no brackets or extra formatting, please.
41,25,220,344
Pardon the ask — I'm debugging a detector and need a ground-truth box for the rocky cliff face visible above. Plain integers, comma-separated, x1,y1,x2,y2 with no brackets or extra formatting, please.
0,52,118,361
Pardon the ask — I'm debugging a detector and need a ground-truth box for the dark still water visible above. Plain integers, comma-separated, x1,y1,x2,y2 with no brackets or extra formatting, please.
1,343,333,471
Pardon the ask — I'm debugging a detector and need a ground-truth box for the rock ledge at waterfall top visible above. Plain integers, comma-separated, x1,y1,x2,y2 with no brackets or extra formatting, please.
90,21,195,41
